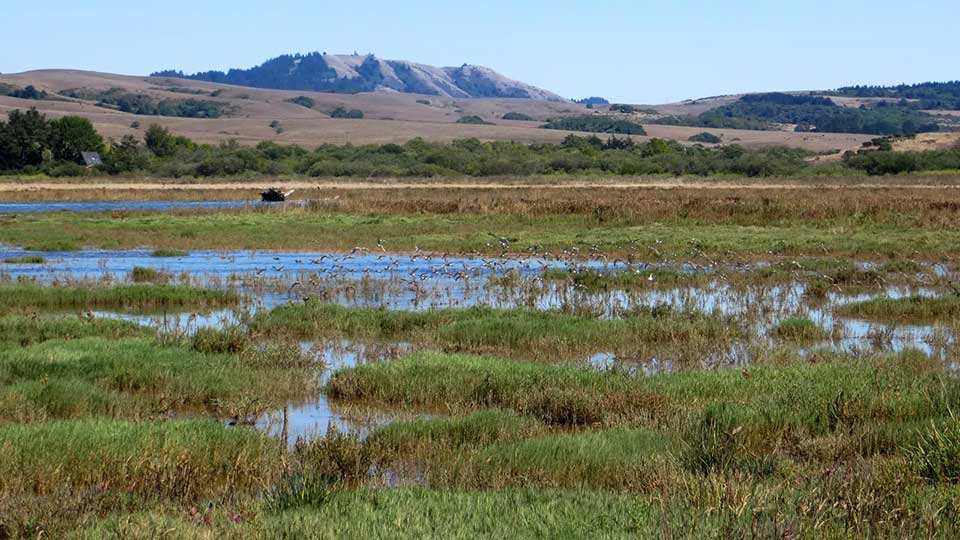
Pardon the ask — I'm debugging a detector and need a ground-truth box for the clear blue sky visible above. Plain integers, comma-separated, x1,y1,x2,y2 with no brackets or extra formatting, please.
1,0,956,103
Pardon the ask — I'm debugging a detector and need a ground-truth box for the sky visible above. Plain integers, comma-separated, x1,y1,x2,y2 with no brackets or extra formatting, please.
1,0,957,103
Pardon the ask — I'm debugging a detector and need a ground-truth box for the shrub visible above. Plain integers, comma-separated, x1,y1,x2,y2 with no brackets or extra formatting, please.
542,115,647,135
457,115,494,125
688,132,722,144
330,107,364,119
502,112,534,121
285,96,316,108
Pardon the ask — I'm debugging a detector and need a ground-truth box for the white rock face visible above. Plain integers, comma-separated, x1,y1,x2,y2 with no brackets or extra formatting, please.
315,55,566,102
157,52,568,102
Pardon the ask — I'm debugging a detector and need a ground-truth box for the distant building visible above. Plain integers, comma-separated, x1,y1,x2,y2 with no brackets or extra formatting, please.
81,152,102,168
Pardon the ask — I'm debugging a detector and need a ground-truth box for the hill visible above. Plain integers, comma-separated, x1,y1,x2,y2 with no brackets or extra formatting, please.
152,52,567,102
0,70,878,153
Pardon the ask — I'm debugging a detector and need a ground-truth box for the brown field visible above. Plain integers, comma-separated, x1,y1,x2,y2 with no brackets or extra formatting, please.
891,131,960,151
0,70,873,152
1,174,958,203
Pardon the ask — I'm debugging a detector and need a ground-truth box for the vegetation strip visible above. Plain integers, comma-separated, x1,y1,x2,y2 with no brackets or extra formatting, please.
0,284,239,312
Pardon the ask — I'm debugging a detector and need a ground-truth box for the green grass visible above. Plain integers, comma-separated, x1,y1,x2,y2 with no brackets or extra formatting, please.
1,209,958,262
65,488,660,540
411,426,675,491
129,266,166,283
22,239,80,251
369,409,546,456
0,337,314,420
329,350,958,436
907,414,960,483
0,418,281,534
150,248,189,257
2,255,45,264
541,267,698,290
327,352,665,424
0,284,239,312
836,295,960,323
0,314,148,348
253,302,739,360
772,317,829,341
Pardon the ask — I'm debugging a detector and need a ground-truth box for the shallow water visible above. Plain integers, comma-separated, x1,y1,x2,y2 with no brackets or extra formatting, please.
256,339,418,444
4,245,953,356
4,244,957,441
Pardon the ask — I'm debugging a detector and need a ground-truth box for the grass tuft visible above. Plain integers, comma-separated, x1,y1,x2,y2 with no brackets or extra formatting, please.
2,255,45,264
0,284,239,312
837,295,960,323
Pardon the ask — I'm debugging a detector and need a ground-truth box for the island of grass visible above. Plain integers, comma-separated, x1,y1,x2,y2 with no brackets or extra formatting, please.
2,255,46,264
251,302,741,360
0,284,239,312
771,317,829,341
836,295,960,323
150,248,189,257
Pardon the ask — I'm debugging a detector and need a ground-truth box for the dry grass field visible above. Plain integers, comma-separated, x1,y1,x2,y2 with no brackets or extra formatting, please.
0,70,873,151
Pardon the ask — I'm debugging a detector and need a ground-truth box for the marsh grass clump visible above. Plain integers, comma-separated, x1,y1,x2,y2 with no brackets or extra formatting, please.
288,426,376,489
253,302,740,360
23,239,80,252
907,414,960,483
130,266,167,283
0,284,239,312
150,248,189,257
426,427,676,491
0,337,314,420
0,314,148,347
678,404,777,476
192,325,248,354
772,317,828,341
837,295,960,323
541,268,697,290
879,259,924,275
369,410,545,458
327,352,665,425
2,255,45,264
0,417,280,533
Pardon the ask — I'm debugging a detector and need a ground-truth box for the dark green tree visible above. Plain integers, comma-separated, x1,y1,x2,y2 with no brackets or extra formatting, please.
0,108,50,169
144,125,178,157
48,116,104,163
102,135,151,174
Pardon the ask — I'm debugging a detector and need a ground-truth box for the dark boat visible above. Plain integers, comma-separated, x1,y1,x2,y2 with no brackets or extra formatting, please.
261,188,295,202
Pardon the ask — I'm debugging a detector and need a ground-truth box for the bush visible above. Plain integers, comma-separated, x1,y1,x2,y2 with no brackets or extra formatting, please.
542,115,647,135
457,115,494,125
330,107,364,119
285,96,316,108
688,132,722,144
502,112,534,121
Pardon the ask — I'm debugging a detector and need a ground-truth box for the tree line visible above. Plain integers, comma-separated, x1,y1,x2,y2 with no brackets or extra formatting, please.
2,109,957,178
645,93,942,135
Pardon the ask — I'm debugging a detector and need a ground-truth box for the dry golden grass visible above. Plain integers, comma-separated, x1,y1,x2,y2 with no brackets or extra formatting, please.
1,174,959,203
0,70,873,151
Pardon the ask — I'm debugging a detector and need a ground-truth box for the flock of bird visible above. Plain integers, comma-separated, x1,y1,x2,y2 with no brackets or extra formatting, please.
230,236,699,302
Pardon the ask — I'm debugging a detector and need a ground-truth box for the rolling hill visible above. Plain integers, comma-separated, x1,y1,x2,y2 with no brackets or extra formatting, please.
0,69,891,153
152,52,567,102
